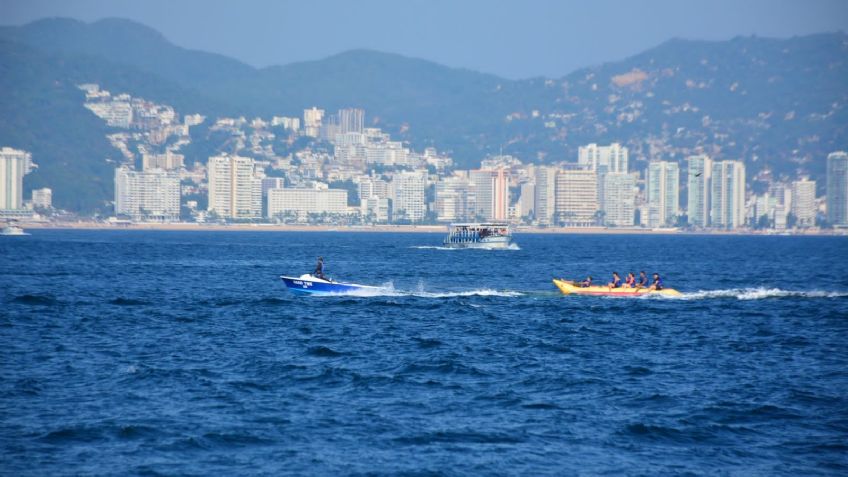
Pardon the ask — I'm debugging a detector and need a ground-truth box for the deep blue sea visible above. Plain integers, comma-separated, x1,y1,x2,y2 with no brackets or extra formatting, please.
2,230,848,476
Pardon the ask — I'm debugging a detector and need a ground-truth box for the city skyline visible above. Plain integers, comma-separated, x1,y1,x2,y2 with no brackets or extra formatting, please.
2,81,842,231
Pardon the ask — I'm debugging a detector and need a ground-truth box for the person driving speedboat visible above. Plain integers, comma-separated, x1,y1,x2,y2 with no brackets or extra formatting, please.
314,256,327,280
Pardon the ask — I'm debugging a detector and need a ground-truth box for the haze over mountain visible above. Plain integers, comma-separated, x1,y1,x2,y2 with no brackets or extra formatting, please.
0,17,846,211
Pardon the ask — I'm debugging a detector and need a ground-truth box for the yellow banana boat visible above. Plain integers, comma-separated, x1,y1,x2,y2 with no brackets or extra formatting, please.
553,278,682,297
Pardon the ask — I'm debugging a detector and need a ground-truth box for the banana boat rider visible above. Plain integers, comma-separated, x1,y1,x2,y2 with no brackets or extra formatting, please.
636,271,649,289
607,272,622,291
648,273,664,291
579,276,593,288
625,272,636,288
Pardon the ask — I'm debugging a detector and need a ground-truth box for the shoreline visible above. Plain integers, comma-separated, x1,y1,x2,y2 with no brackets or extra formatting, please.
18,222,847,236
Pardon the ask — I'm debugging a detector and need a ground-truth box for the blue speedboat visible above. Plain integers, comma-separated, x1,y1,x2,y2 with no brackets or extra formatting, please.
280,274,383,296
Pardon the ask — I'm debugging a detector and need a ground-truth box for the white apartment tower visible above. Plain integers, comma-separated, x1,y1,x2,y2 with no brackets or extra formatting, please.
303,107,324,138
827,151,848,226
114,166,180,221
534,166,557,225
435,175,475,222
710,160,746,229
791,178,816,227
579,143,628,215
207,155,262,219
0,147,35,212
362,196,391,223
470,168,509,221
602,173,636,227
338,108,365,134
578,143,628,173
555,169,598,226
687,155,712,227
142,151,184,171
518,182,535,220
392,171,427,222
31,188,52,209
646,161,680,227
267,188,348,218
358,176,390,202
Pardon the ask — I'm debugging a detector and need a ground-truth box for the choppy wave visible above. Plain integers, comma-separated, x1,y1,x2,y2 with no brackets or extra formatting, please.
9,294,60,305
660,288,848,300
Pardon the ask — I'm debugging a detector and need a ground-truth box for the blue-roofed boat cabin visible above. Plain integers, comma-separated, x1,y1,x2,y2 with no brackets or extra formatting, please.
443,223,512,249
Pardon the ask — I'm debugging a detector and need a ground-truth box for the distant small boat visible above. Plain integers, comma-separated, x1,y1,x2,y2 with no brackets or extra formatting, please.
553,278,682,297
443,223,512,249
280,274,382,295
1,225,28,236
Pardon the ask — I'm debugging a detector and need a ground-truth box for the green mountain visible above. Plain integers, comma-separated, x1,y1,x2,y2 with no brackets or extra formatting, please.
0,27,231,212
1,18,846,211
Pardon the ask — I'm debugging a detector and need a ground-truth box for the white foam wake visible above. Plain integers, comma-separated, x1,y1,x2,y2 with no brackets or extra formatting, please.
321,283,523,298
654,287,848,300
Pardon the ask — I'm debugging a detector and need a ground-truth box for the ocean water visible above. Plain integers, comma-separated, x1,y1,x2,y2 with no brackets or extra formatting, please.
2,230,847,475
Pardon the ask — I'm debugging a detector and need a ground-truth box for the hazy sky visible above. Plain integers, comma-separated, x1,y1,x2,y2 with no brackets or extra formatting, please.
3,0,847,78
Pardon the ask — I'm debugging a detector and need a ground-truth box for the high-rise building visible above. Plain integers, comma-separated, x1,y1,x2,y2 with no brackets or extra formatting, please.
358,176,390,202
0,147,35,213
142,151,185,171
261,178,285,196
710,160,746,229
114,166,180,221
687,155,712,227
338,108,365,134
518,182,535,220
791,178,817,227
207,155,262,219
261,178,285,216
435,176,474,222
646,161,680,227
267,187,348,218
578,143,628,173
602,172,636,226
579,143,628,214
534,166,557,225
303,107,324,138
319,114,340,141
364,141,408,166
31,188,52,209
470,168,509,221
361,196,391,223
555,169,598,226
827,151,848,226
392,171,427,222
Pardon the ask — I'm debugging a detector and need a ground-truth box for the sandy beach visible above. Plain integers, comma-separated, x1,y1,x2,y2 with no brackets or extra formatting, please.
18,221,845,236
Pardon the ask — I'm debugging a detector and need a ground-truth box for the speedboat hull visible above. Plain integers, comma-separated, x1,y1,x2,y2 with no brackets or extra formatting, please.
553,278,681,297
280,274,382,295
